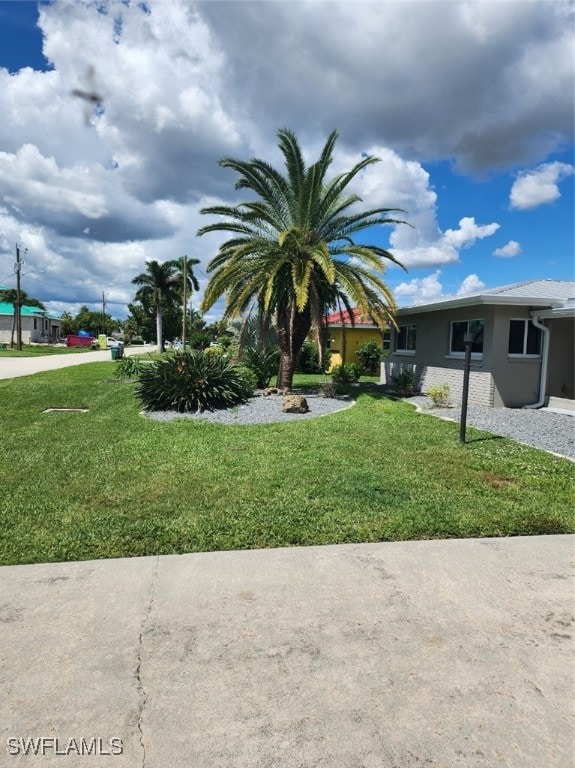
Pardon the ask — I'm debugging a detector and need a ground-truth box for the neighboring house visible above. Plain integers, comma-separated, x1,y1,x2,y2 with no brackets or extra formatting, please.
326,309,388,369
381,279,575,409
0,302,62,344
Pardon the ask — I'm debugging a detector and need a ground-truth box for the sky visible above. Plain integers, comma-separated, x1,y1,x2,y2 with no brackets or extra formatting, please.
0,0,573,321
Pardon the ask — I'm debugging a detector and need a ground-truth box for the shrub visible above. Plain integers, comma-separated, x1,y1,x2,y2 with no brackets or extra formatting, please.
203,345,226,357
392,369,415,397
331,362,362,384
296,340,332,374
355,340,382,375
135,350,253,412
235,365,258,395
427,384,450,407
115,355,147,379
241,345,281,388
188,331,212,351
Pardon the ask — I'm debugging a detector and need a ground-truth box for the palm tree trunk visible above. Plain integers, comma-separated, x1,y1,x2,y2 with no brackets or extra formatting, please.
156,306,163,353
276,303,312,389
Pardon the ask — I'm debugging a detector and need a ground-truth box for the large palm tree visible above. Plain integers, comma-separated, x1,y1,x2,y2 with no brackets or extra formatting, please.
198,129,408,389
131,260,179,352
167,255,200,346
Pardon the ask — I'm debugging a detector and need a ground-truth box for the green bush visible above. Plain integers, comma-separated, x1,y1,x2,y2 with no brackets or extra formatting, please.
235,365,258,395
241,345,281,388
392,369,415,397
296,340,332,374
135,350,253,412
331,362,362,383
115,355,147,379
355,340,382,375
427,384,450,407
188,331,212,351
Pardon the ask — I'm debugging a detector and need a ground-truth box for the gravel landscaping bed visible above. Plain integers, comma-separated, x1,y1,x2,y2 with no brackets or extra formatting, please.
143,391,356,425
406,395,575,460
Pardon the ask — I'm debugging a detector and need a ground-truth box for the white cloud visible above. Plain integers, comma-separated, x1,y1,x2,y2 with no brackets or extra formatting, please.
493,240,522,258
0,0,571,316
390,214,500,269
510,162,574,210
456,274,486,295
443,217,500,249
394,271,486,306
394,270,445,304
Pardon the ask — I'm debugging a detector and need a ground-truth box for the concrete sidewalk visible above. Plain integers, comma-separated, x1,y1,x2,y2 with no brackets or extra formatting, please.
1,536,573,767
0,345,149,380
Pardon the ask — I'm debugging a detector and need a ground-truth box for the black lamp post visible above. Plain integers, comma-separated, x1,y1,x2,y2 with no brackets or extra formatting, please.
459,332,474,444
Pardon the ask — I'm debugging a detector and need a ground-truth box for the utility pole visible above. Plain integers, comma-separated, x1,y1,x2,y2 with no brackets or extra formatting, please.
15,244,23,351
182,254,187,348
102,291,106,335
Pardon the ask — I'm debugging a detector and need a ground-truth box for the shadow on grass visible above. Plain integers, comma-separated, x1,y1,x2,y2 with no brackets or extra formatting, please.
464,435,505,445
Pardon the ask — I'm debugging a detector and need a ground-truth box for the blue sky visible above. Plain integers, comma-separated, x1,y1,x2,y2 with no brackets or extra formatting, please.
0,0,573,319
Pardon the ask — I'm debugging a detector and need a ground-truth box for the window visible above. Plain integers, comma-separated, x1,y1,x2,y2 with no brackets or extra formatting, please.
33,318,37,330
382,330,391,352
450,319,484,356
508,319,542,356
395,324,417,353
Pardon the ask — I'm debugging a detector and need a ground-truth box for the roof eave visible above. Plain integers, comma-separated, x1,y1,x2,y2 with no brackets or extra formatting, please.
396,294,567,315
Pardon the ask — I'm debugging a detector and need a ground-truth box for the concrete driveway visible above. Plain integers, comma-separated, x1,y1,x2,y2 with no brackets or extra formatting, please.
1,536,573,767
0,345,150,380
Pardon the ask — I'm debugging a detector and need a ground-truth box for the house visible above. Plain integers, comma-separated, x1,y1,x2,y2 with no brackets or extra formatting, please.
326,308,389,369
0,302,62,345
381,279,575,409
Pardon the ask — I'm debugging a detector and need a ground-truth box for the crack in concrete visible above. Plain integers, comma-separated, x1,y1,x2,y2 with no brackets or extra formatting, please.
136,556,159,768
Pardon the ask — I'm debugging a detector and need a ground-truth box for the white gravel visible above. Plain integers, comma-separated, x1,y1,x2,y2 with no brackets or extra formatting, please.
406,395,575,460
143,392,356,425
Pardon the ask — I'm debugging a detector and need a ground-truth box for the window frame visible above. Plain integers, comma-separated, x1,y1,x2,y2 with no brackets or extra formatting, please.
382,330,391,353
395,324,417,355
507,318,543,358
448,318,484,359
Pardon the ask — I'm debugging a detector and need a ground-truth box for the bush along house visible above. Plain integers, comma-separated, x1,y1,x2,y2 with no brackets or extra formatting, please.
381,279,575,409
326,309,389,370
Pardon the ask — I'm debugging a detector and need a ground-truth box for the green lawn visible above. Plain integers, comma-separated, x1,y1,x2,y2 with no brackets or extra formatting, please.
0,345,95,357
0,363,573,565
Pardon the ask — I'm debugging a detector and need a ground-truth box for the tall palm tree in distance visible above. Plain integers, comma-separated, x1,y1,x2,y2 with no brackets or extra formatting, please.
167,255,200,346
198,128,408,389
132,260,179,352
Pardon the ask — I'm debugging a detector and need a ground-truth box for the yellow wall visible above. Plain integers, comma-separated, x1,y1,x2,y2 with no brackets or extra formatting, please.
328,327,382,369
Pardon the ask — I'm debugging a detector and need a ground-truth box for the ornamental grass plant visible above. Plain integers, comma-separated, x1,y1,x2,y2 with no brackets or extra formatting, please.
135,349,254,412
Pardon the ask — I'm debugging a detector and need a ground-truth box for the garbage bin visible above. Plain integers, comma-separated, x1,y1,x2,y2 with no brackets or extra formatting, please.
111,346,121,361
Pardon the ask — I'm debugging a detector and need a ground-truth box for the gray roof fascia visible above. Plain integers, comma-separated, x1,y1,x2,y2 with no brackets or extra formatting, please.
396,294,566,316
531,306,575,320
